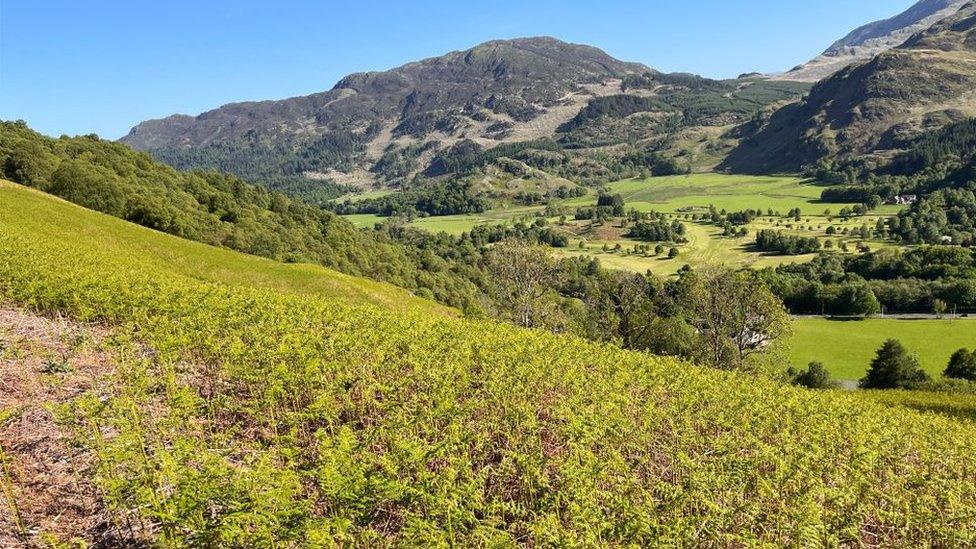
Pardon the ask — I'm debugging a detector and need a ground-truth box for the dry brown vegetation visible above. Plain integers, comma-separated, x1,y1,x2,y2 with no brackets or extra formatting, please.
0,306,121,547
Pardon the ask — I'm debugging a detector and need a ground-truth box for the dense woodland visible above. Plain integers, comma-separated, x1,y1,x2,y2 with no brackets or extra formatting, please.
762,247,976,315
754,230,823,255
330,180,489,217
811,118,976,246
428,137,683,186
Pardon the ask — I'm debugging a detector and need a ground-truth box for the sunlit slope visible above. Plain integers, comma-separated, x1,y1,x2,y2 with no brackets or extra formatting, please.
2,182,976,544
0,180,451,315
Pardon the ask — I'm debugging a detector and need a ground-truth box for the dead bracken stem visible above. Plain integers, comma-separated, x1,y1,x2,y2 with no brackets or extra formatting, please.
0,441,26,539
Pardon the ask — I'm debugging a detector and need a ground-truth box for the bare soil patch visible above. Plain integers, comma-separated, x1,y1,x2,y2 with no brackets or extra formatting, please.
0,306,118,547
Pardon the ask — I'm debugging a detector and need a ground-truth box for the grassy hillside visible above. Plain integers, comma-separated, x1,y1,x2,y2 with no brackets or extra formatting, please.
791,317,976,380
3,185,976,544
0,180,450,316
0,120,483,311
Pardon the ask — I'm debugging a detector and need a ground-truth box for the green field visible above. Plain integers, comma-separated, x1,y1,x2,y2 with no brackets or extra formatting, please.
790,318,976,380
343,205,545,235
594,173,903,215
344,173,906,275
334,188,396,203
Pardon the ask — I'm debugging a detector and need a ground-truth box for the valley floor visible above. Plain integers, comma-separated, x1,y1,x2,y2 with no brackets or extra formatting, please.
343,173,903,277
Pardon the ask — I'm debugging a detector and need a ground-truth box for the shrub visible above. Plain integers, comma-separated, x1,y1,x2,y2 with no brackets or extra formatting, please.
789,362,837,389
945,349,976,381
860,339,931,389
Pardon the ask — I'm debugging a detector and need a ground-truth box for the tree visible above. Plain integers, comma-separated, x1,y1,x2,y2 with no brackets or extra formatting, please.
48,158,129,218
683,269,792,370
636,316,698,357
933,299,948,318
2,139,57,188
826,282,881,317
668,247,679,259
788,362,837,389
945,349,976,381
860,340,930,389
485,239,560,328
597,193,625,216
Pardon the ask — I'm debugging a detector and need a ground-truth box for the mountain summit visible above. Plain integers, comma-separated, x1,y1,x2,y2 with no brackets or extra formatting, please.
120,37,649,188
777,0,968,82
725,1,976,173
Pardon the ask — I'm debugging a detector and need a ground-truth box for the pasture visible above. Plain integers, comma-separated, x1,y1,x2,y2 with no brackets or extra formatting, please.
588,173,905,215
790,317,976,381
341,173,907,275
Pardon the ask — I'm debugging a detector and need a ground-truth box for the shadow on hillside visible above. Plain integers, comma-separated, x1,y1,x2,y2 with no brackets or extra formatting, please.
893,402,976,423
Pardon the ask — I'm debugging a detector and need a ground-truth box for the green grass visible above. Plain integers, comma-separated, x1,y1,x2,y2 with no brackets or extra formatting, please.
334,189,396,203
342,205,546,235
0,180,451,316
348,173,907,275
790,318,976,381
595,173,866,214
341,213,387,228
5,181,976,544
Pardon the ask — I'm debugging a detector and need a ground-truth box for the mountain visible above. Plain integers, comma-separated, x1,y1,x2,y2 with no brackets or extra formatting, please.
777,0,968,82
121,37,807,196
121,38,647,188
723,1,976,173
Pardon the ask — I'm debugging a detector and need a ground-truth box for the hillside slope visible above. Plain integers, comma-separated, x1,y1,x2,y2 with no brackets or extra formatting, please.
2,185,976,544
724,1,976,173
0,180,451,316
777,0,968,82
0,120,483,311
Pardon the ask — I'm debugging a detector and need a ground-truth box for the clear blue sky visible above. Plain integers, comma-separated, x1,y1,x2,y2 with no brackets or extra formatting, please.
1,0,916,139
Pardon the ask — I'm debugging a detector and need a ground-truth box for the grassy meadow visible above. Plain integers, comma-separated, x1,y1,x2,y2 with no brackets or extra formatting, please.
588,173,904,216
342,173,905,275
790,317,976,380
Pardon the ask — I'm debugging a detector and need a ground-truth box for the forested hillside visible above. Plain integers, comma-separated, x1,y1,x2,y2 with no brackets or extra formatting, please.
0,120,483,311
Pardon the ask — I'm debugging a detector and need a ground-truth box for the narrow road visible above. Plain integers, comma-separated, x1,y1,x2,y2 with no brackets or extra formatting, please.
792,314,975,321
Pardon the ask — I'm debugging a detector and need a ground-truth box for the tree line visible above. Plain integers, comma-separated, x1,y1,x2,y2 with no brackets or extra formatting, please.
761,247,976,315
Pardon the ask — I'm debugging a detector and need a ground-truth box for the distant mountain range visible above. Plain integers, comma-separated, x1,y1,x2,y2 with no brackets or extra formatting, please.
724,1,976,173
776,0,969,82
121,1,976,191
119,37,806,195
